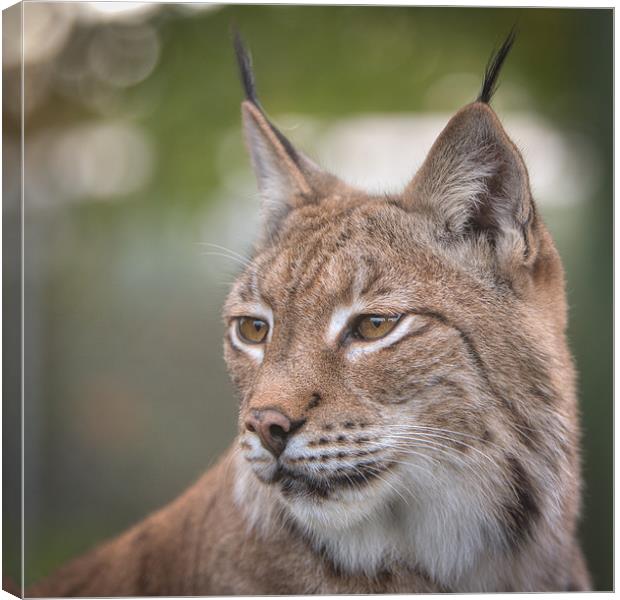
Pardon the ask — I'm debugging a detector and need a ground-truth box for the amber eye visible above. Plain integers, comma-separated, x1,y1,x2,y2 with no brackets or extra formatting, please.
237,317,269,344
354,315,401,340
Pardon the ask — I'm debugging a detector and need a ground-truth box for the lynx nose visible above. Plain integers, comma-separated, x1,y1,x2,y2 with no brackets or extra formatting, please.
245,409,303,457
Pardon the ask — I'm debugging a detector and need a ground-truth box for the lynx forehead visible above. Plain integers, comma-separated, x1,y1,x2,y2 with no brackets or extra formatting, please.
228,206,450,368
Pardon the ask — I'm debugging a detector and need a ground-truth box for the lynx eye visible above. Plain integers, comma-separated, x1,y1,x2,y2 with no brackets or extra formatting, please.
237,317,269,344
354,315,401,340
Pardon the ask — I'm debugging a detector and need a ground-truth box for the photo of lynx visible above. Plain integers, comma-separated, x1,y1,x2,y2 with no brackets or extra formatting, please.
27,30,590,595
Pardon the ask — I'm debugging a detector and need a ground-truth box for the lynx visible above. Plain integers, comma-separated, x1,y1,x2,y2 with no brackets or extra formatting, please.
27,31,590,595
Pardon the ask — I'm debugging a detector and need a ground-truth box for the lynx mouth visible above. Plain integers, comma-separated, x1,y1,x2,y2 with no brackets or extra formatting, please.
272,461,393,498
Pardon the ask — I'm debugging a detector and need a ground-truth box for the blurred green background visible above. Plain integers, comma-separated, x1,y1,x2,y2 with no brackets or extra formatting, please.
3,4,611,591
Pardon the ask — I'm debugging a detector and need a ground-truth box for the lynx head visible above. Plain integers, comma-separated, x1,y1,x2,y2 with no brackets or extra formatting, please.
224,32,578,584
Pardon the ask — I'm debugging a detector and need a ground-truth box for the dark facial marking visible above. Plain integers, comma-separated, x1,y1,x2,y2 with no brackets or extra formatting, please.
502,455,541,548
416,310,497,394
530,382,557,405
306,393,321,410
454,440,469,453
379,322,434,360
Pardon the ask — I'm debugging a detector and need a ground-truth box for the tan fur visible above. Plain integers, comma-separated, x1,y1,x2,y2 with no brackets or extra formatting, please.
29,65,590,595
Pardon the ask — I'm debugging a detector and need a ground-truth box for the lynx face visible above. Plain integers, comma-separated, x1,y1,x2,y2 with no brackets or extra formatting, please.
226,199,503,526
224,35,580,586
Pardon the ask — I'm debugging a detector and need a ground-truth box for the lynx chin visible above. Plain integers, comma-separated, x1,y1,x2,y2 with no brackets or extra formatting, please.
28,30,590,595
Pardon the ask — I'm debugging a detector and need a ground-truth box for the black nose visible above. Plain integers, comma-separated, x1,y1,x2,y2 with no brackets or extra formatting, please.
245,409,303,457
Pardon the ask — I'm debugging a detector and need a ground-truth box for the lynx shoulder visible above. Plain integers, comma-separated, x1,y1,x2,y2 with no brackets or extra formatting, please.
28,30,590,595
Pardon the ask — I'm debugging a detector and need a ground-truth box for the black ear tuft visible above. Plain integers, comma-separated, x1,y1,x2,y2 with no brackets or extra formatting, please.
233,27,259,105
477,27,517,104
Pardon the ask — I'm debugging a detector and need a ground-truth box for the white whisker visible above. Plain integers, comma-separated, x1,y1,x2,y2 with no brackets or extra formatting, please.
392,426,499,467
197,242,252,265
200,251,251,269
397,423,504,452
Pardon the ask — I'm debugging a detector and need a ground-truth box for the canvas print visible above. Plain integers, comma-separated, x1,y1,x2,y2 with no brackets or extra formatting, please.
2,3,612,595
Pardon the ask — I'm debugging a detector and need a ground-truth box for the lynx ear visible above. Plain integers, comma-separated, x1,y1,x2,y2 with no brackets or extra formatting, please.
241,102,319,230
234,32,324,240
405,102,536,267
405,31,537,271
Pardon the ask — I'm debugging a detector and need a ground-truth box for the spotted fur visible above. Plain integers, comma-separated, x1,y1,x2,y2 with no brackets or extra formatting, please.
28,32,590,596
